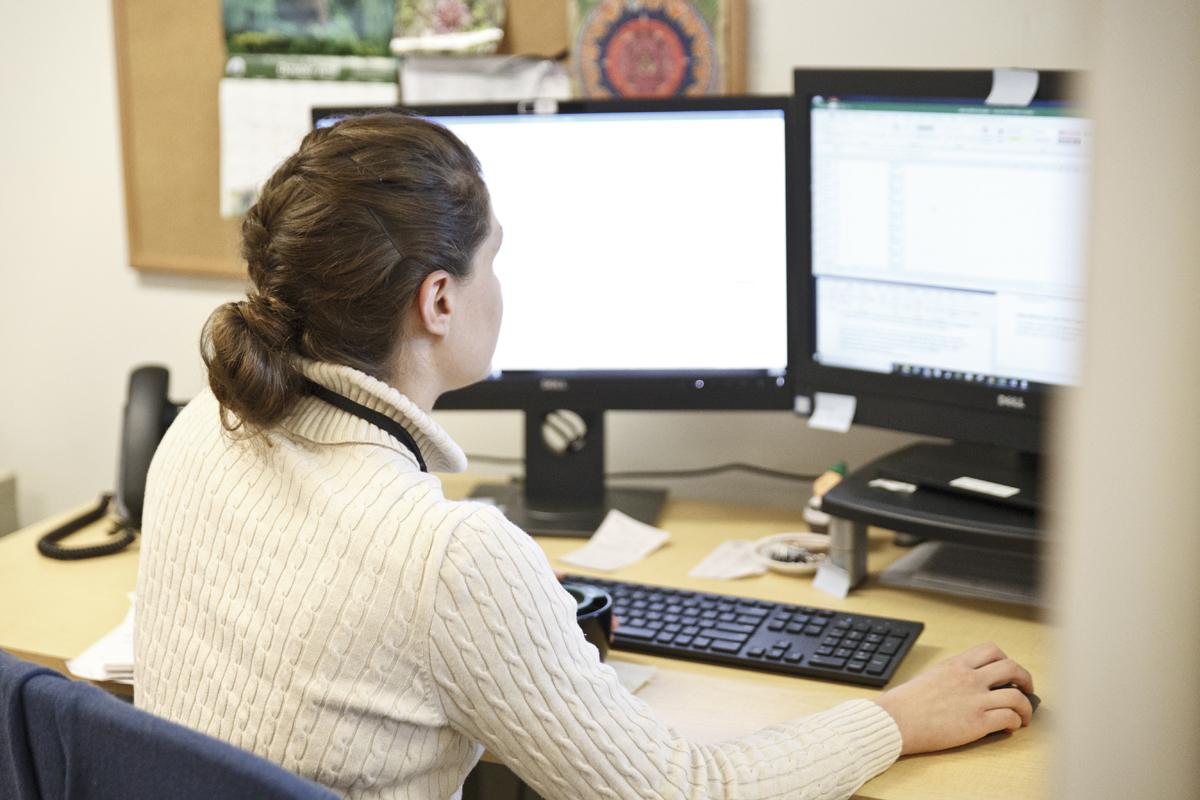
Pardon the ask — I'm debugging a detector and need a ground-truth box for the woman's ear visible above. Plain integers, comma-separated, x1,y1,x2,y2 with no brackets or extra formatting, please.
414,270,454,337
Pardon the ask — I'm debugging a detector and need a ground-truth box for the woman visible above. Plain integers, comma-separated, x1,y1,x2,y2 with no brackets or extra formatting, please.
134,112,1035,799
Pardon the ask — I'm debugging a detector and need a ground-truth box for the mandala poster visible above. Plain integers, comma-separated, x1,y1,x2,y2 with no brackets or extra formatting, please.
569,0,744,98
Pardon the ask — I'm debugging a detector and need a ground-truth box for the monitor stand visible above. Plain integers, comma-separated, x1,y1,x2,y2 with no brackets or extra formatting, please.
820,442,1042,592
469,409,667,537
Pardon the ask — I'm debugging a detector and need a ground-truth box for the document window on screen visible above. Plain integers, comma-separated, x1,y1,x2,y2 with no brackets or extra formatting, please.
433,110,789,377
811,99,1091,388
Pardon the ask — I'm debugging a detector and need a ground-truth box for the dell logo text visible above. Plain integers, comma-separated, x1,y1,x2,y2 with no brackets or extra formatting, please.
996,394,1026,410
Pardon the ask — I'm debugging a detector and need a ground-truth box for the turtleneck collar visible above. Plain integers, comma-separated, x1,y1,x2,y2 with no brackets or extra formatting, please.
282,359,468,474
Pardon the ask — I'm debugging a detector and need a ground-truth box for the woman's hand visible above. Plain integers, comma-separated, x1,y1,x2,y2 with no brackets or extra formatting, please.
874,642,1035,755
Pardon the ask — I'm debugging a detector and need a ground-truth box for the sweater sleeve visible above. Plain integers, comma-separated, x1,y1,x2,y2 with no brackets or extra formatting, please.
428,508,902,800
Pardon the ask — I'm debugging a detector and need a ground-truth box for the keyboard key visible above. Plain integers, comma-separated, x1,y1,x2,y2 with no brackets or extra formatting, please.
701,629,749,643
809,655,847,669
785,652,803,663
692,637,712,649
735,615,762,625
879,637,904,655
816,645,834,656
835,647,855,659
857,641,878,653
865,633,884,644
656,632,675,643
736,605,767,616
786,623,805,634
673,635,694,646
803,625,824,636
711,641,742,654
765,649,786,660
747,647,765,657
847,659,867,673
716,622,756,635
815,610,834,618
846,630,864,641
867,656,891,675
682,626,700,636
767,622,785,632
718,613,737,622
615,626,656,640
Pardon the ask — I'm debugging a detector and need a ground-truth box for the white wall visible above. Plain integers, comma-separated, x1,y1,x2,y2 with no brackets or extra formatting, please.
0,1,1088,528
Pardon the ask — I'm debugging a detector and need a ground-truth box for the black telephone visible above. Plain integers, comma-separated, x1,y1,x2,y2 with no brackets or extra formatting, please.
38,366,183,560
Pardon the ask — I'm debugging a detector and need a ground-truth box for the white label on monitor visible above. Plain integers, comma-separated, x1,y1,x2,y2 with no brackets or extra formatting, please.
807,392,857,433
949,476,1021,498
986,68,1039,107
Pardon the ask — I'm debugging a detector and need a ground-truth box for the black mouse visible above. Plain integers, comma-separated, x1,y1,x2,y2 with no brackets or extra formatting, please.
1000,683,1041,714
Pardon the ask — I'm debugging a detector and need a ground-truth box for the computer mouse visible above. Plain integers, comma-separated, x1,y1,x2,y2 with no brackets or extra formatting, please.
1000,683,1041,714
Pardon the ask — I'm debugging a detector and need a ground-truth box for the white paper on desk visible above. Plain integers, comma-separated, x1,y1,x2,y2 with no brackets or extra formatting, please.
812,561,852,599
607,659,656,694
219,78,399,217
807,392,857,434
400,55,571,104
688,540,767,580
67,595,135,685
559,510,669,572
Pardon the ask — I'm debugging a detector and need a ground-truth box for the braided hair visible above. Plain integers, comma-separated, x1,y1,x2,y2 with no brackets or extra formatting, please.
202,112,491,432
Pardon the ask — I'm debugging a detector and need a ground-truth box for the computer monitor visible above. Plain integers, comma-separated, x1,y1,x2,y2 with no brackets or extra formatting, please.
791,69,1091,512
313,97,794,534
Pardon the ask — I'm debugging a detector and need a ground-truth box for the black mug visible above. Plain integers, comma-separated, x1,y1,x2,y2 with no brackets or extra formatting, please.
563,582,613,661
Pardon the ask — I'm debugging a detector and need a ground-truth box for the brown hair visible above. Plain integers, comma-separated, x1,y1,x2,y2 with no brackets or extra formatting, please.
202,112,491,432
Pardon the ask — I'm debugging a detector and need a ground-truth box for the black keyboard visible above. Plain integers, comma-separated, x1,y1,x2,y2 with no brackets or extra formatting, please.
566,575,923,687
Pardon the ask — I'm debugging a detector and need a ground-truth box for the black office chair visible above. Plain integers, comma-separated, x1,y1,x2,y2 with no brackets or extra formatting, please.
0,650,337,800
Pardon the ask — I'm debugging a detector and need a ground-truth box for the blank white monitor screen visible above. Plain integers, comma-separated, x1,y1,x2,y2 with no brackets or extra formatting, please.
427,108,789,378
810,98,1091,389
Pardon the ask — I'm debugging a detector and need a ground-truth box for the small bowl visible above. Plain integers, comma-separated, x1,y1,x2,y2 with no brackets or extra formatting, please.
753,533,829,575
562,582,614,661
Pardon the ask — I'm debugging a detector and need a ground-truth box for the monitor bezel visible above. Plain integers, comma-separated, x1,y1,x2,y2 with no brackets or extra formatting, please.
314,96,797,412
791,68,1084,453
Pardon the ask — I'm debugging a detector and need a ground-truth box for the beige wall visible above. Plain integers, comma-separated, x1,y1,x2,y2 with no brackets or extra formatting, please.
0,1,1088,527
1053,1,1200,795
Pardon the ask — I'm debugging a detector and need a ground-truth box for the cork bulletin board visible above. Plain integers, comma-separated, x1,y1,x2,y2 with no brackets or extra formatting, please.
112,0,744,278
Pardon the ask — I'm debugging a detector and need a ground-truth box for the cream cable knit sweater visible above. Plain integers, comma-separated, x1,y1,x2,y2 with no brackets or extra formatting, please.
134,360,902,800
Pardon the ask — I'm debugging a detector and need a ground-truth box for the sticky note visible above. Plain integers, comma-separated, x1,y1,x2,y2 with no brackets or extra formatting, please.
807,392,857,433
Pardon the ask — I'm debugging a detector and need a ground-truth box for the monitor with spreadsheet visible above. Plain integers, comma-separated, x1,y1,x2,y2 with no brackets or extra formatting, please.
793,70,1090,458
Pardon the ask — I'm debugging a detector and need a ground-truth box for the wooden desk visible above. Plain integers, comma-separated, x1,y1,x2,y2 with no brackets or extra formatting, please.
0,481,1050,800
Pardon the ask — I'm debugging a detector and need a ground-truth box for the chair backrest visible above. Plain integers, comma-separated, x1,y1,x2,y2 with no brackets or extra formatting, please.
0,650,337,800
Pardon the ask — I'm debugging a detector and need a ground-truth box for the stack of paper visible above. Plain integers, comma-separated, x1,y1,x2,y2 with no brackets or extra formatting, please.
67,595,134,685
559,510,669,572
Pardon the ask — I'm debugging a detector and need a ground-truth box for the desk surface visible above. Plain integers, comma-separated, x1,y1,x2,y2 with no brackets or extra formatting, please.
0,478,1050,800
